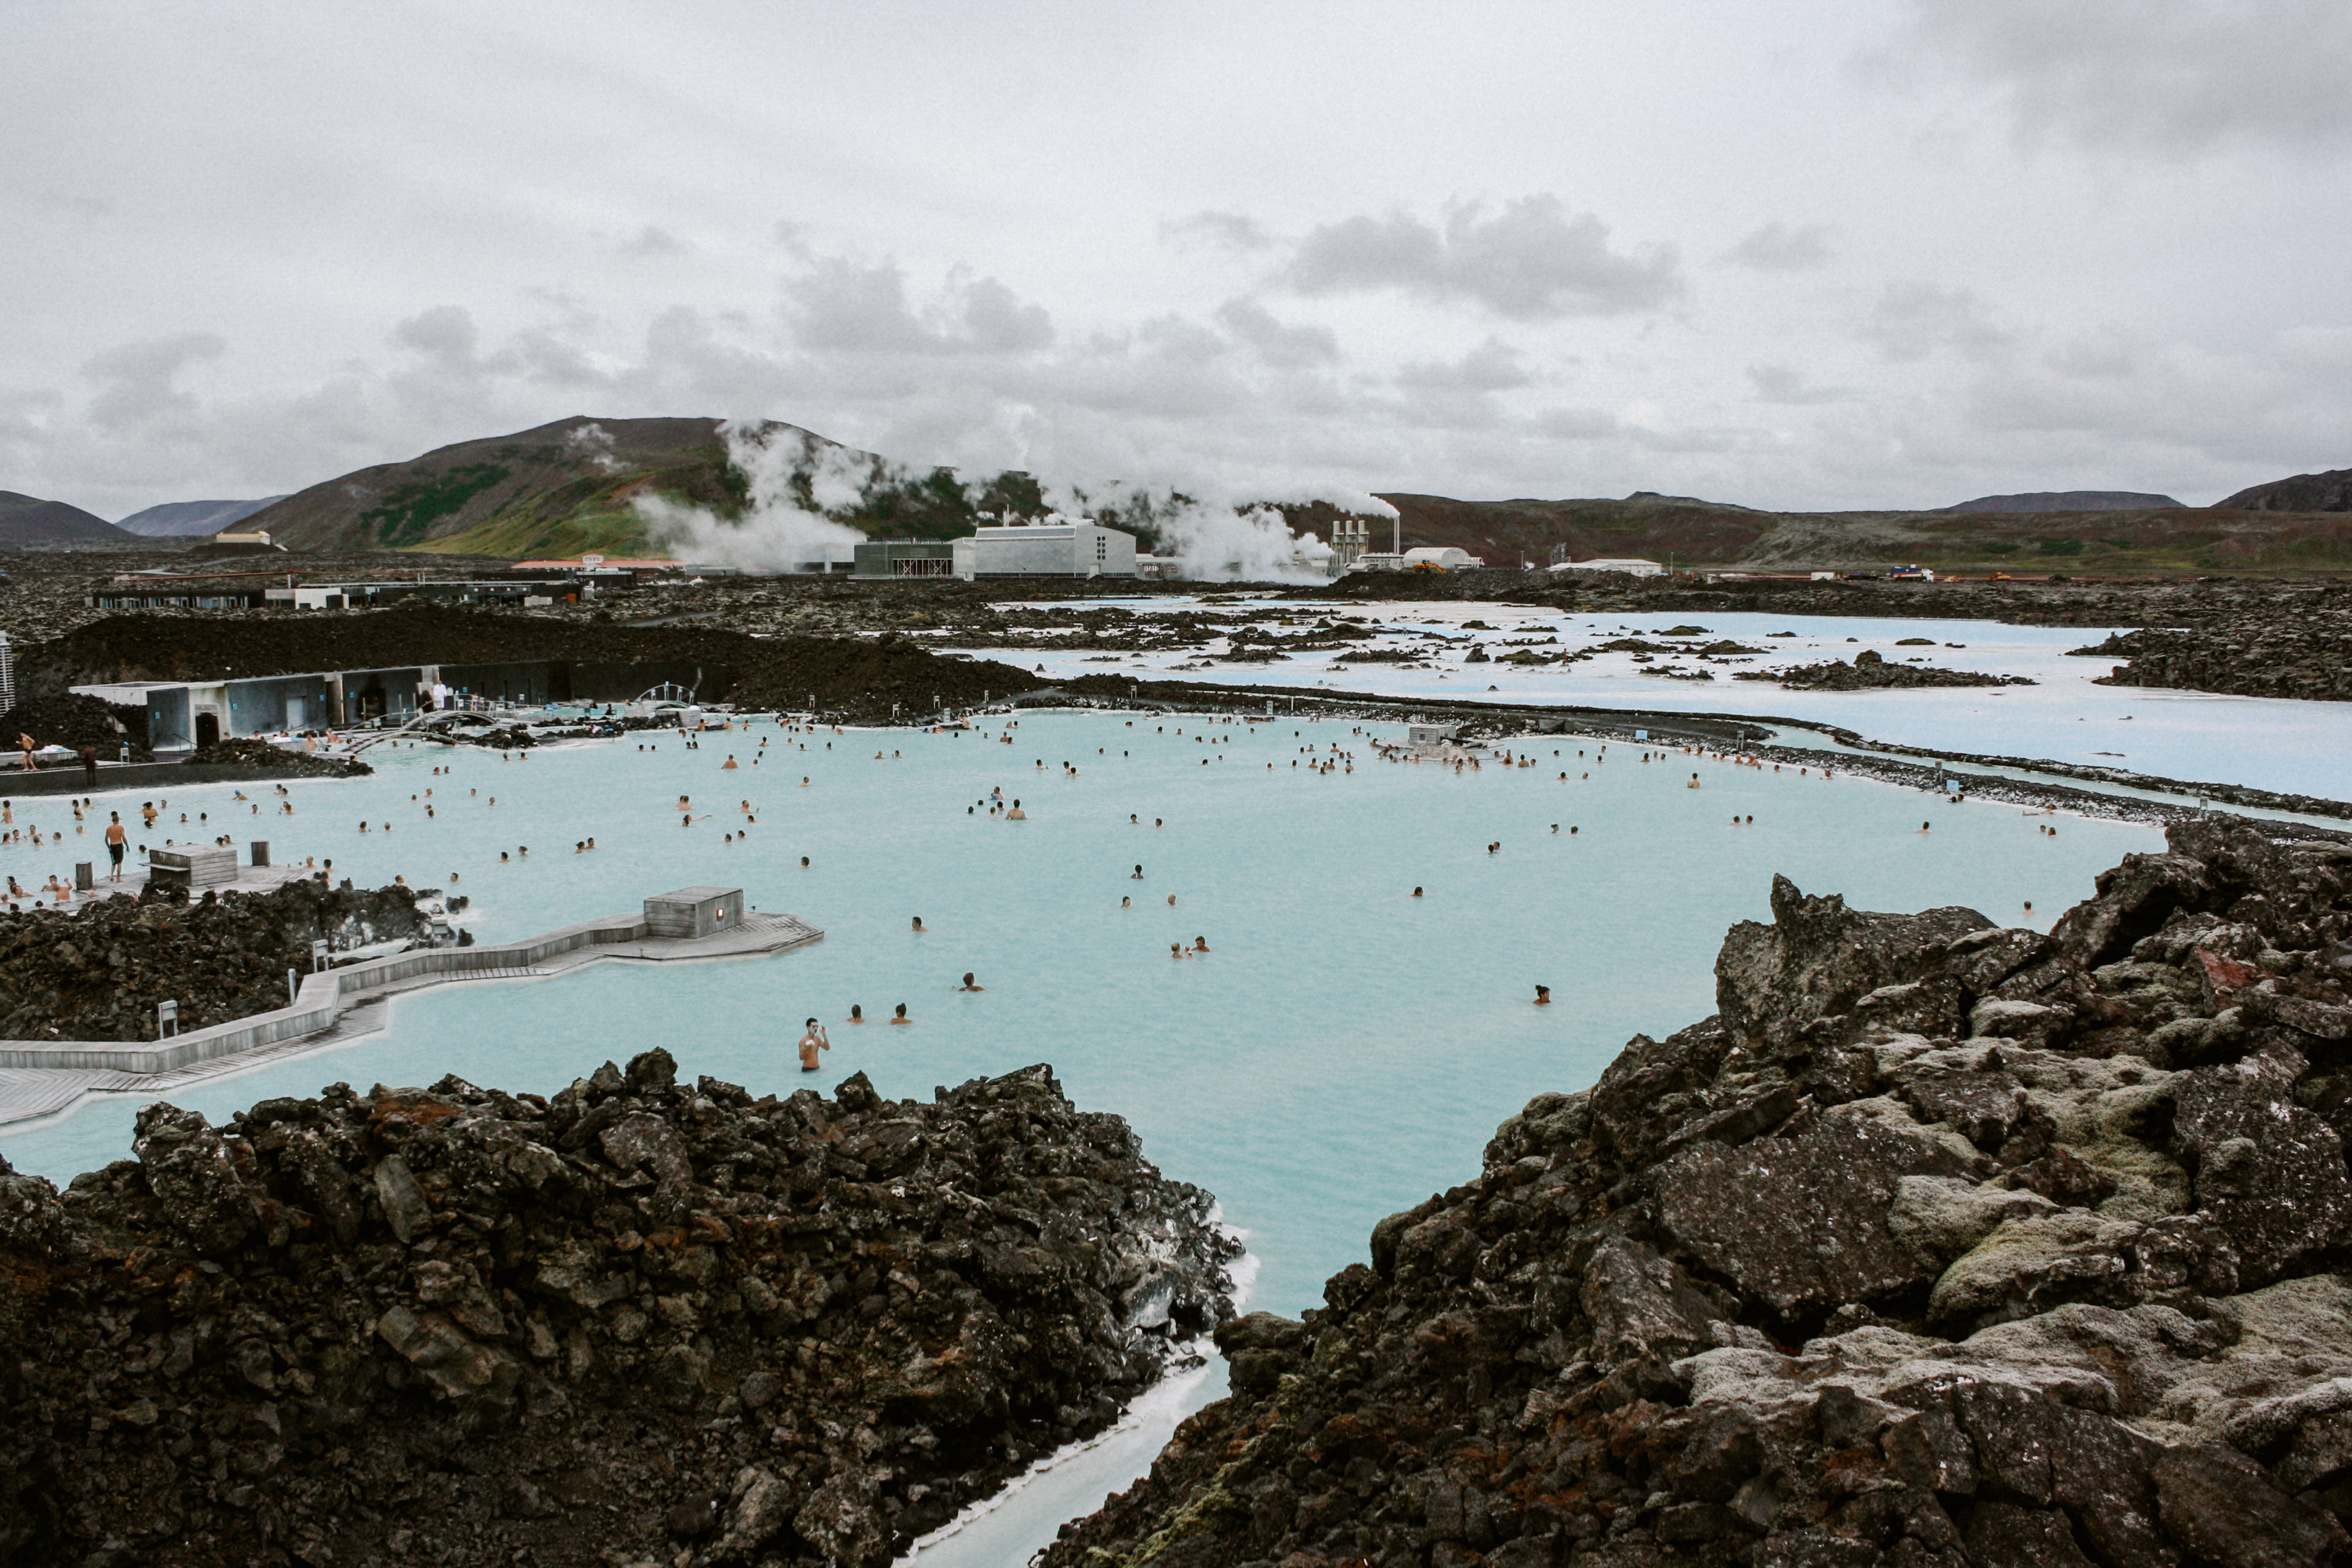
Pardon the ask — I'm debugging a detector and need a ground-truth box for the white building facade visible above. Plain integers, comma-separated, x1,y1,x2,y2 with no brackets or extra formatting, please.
952,521,1138,580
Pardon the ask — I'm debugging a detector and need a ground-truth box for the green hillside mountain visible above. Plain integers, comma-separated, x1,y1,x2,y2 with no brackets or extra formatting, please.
239,415,1050,558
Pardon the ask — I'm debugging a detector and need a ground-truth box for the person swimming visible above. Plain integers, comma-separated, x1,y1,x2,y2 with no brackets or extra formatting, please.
1412,886,1423,897
957,972,983,991
912,916,927,933
1166,893,1177,906
1170,943,1185,960
847,1005,864,1023
1120,896,1131,908
1192,937,1209,953
1132,864,1144,878
1535,985,1551,1005
891,1003,911,1025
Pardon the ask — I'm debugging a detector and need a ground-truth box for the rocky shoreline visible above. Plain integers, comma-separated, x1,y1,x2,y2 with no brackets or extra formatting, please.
1736,650,2033,693
1044,819,2352,1567
0,878,431,1040
2071,593,2352,702
0,1052,1237,1567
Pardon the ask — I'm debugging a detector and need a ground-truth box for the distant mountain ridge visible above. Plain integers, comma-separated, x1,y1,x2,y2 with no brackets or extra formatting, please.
2218,467,2352,513
116,497,288,537
1943,491,2184,513
0,491,137,546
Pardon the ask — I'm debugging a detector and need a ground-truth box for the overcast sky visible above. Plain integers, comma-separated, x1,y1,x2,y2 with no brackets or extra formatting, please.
6,0,2350,520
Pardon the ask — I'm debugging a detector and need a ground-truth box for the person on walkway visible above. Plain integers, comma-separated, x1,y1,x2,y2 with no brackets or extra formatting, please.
797,1018,830,1072
104,812,125,881
16,734,34,772
80,744,97,786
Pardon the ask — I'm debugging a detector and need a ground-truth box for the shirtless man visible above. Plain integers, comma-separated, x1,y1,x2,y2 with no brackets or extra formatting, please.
104,812,126,881
957,972,984,991
890,1004,912,1025
797,1019,830,1072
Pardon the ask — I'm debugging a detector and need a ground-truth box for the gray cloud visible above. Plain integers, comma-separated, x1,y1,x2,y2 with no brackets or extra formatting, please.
1881,0,2352,156
618,225,690,258
1160,211,1275,252
1287,197,1682,320
81,333,226,431
1721,222,1834,272
1859,281,2010,363
1746,363,1854,405
786,259,1052,356
1213,297,1338,368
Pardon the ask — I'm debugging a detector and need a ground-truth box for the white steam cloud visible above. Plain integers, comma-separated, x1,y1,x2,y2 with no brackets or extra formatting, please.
640,419,1396,582
635,421,867,571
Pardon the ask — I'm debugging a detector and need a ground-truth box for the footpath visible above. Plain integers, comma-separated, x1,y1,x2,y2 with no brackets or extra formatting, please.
0,886,819,1127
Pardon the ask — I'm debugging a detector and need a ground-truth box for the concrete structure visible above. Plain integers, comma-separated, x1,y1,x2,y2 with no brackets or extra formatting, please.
211,530,274,547
87,580,275,611
1407,722,1461,757
1548,554,1665,577
1403,547,1482,570
952,520,1138,580
263,579,547,610
148,846,239,890
0,890,823,1127
80,651,716,748
852,540,957,579
1351,552,1407,573
0,629,13,713
644,886,742,938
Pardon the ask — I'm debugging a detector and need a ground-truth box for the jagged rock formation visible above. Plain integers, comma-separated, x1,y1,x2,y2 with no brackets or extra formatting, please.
2075,593,2352,702
1046,820,2352,1568
1737,648,2033,691
0,1054,1236,1566
180,737,373,776
0,879,428,1039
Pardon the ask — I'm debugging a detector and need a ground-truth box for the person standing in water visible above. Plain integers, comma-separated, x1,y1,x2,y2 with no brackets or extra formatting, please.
797,1018,830,1072
957,972,984,991
890,1003,912,1025
1535,985,1552,1006
104,812,126,881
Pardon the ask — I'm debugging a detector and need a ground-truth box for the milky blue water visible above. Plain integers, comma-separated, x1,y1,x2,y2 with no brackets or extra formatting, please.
1,710,2159,1315
0,708,2165,1558
991,600,2352,805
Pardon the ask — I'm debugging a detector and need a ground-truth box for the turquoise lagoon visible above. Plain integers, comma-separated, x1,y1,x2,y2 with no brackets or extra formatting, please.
0,706,2166,1557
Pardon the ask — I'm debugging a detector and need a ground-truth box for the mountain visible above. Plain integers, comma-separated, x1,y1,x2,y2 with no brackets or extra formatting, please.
1311,488,2352,574
0,491,138,547
2217,466,2352,513
1943,490,2184,512
242,415,1047,558
114,497,288,537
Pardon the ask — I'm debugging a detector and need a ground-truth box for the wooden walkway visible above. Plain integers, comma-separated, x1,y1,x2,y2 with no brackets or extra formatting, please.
0,901,821,1130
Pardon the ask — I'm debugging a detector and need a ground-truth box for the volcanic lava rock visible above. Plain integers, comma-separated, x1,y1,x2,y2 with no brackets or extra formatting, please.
0,1054,1236,1567
2075,590,2352,703
182,735,372,776
1044,820,2352,1567
1740,647,2034,691
0,878,429,1039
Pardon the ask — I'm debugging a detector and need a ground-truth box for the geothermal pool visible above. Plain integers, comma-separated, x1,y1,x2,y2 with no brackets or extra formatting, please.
0,706,2165,1557
985,600,2352,805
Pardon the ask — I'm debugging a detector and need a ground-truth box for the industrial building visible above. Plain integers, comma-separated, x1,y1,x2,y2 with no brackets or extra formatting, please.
1403,547,1484,570
950,521,1137,580
1548,555,1665,578
852,540,957,579
77,652,718,751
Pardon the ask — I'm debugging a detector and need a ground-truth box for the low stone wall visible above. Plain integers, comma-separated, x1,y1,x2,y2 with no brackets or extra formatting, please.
0,913,657,1073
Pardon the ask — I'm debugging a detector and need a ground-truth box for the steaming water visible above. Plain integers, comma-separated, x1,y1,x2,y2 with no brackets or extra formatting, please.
0,709,2165,1556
